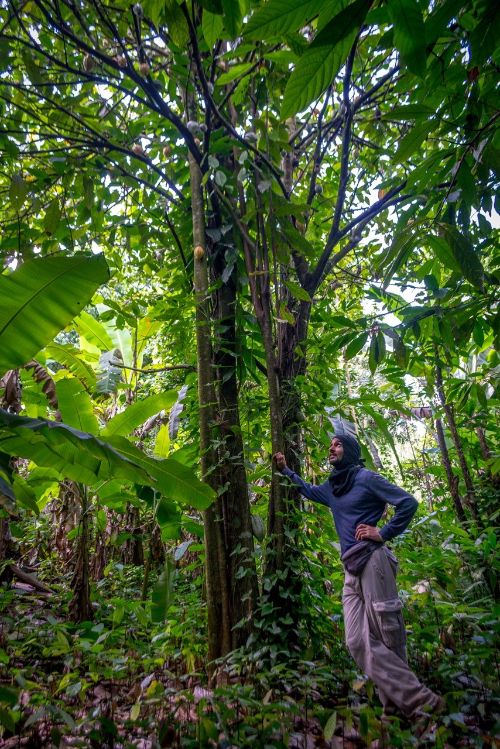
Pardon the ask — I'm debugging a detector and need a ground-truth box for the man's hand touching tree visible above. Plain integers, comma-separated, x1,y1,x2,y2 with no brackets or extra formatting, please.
355,524,383,543
273,452,287,470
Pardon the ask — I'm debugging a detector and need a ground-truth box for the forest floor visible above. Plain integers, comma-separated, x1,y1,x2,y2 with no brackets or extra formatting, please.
0,564,498,749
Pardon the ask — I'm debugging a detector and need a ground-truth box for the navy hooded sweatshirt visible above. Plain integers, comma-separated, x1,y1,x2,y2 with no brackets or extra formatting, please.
281,466,418,555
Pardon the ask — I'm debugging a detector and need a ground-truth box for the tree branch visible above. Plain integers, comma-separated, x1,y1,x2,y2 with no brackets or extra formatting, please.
181,2,288,197
114,363,195,374
307,183,408,294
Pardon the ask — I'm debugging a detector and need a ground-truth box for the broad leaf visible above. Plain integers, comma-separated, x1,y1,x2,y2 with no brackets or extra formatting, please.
345,332,368,360
0,410,149,489
43,199,61,235
0,255,109,374
221,0,242,38
169,384,188,440
163,0,189,46
151,557,176,623
393,121,433,163
380,229,418,287
154,424,170,458
0,472,17,515
284,279,311,302
9,174,28,211
0,410,214,510
105,435,215,509
44,344,96,390
202,10,224,48
102,391,178,437
75,310,114,352
362,405,403,474
245,0,326,39
439,225,485,290
96,349,123,394
368,330,386,373
388,0,427,76
156,498,181,540
426,235,461,273
216,63,255,87
56,377,100,434
281,0,371,119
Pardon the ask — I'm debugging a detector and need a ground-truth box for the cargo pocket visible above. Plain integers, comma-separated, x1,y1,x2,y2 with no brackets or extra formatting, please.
372,598,405,651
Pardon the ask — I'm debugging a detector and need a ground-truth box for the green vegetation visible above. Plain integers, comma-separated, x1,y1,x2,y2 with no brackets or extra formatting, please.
0,0,498,745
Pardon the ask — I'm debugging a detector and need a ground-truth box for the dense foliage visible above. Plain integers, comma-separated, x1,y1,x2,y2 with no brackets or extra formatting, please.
0,0,498,745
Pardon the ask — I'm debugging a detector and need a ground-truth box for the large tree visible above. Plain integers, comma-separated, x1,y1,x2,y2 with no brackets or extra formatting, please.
1,0,497,658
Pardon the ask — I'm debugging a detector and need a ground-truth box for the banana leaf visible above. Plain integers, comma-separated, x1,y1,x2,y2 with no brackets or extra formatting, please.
0,254,109,373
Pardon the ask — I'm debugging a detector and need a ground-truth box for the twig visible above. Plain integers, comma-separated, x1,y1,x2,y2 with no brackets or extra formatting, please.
113,363,195,374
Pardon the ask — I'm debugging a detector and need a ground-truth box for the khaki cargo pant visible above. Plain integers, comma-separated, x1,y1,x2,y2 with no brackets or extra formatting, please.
342,546,440,718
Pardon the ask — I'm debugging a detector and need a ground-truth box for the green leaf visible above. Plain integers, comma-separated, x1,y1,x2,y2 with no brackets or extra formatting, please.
345,332,368,360
393,333,408,369
284,279,311,302
426,235,461,273
281,0,371,119
102,391,178,437
221,0,242,38
381,104,435,121
202,10,224,48
0,473,17,515
0,686,18,707
82,175,94,209
105,435,215,509
43,199,62,235
437,225,485,290
0,410,150,489
9,174,29,211
44,344,96,390
388,0,427,76
154,423,170,458
164,0,189,47
324,711,337,741
362,405,403,474
157,497,181,538
369,331,386,373
245,0,326,39
0,255,110,374
380,230,418,287
199,0,223,13
368,334,377,374
75,311,114,351
215,62,254,86
56,377,100,434
151,557,176,623
444,227,485,290
11,474,40,514
394,122,433,163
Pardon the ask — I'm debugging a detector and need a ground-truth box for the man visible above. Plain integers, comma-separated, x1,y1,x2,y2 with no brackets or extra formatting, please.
273,433,442,720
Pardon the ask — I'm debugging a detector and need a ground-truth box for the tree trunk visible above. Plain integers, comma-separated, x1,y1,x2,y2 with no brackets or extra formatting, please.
476,426,492,462
435,362,478,520
0,518,15,585
122,504,144,566
188,153,231,664
434,417,467,523
213,264,258,648
69,485,92,622
54,480,81,564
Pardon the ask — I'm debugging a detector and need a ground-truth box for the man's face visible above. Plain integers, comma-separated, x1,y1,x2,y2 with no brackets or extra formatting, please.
329,438,344,465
